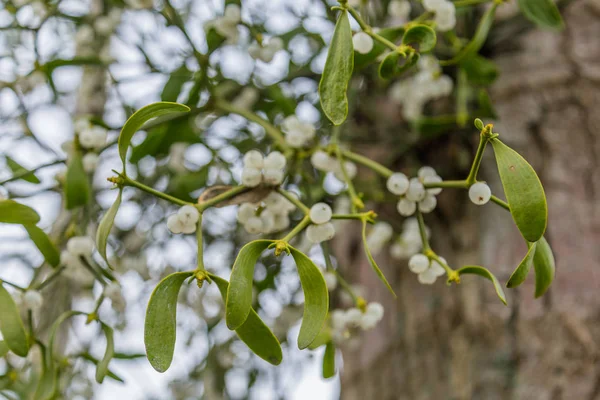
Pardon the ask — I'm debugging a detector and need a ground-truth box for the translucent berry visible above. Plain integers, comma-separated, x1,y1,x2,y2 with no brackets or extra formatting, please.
423,175,443,195
417,166,437,180
352,32,374,54
405,178,426,202
244,216,263,234
264,151,286,170
237,203,256,223
430,257,447,277
167,214,184,234
334,161,357,181
468,182,491,205
397,198,416,216
306,222,335,243
23,290,43,311
418,268,438,285
359,313,379,330
345,308,363,326
263,168,284,185
177,205,200,225
323,271,338,291
310,150,336,172
66,236,95,256
408,254,430,274
241,167,262,187
387,172,409,195
366,302,384,321
418,195,437,213
180,222,196,234
82,153,99,173
309,202,333,224
243,150,264,169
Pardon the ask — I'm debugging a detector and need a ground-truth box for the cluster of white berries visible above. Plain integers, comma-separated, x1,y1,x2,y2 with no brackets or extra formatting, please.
423,0,457,32
248,37,284,63
330,302,384,342
306,202,335,244
237,192,295,234
352,32,374,55
21,290,43,311
104,282,126,313
387,166,442,217
207,4,241,44
388,0,411,21
167,205,200,234
390,218,428,259
75,118,107,150
468,182,492,205
389,56,453,121
408,253,447,284
280,115,316,148
241,150,286,187
365,222,394,255
310,150,357,182
61,236,96,284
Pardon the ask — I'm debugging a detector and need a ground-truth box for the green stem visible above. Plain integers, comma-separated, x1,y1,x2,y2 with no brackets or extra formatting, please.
277,188,310,215
423,179,469,189
122,175,190,207
335,149,364,211
415,210,431,251
465,130,489,185
490,195,509,211
341,149,393,178
32,266,66,291
331,213,369,221
195,214,205,271
429,252,456,276
346,6,398,51
0,159,65,185
0,280,26,292
453,0,492,7
197,185,247,212
281,215,311,243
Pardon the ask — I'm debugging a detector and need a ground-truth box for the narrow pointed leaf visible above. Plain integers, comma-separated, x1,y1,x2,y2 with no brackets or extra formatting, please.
491,138,547,242
319,10,354,125
533,236,555,298
517,0,563,30
0,283,29,357
457,265,507,305
210,274,282,365
144,271,194,372
226,240,273,330
506,241,537,288
24,224,60,267
354,27,404,69
402,24,436,53
289,247,329,349
65,149,90,209
5,156,40,184
96,188,123,267
361,220,397,297
96,323,115,383
80,353,124,383
322,342,336,379
0,200,40,225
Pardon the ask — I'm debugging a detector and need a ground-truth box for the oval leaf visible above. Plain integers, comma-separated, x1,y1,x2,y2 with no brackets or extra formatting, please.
322,342,336,379
318,10,354,125
96,323,115,383
402,24,436,53
491,138,547,242
96,188,123,267
65,149,90,210
0,283,29,357
0,200,40,225
378,51,419,80
289,247,329,349
24,224,60,267
457,265,507,305
6,156,40,184
144,271,194,372
210,274,283,365
506,241,537,288
226,240,273,330
361,220,397,297
517,0,563,30
354,26,404,70
118,102,190,170
533,236,555,298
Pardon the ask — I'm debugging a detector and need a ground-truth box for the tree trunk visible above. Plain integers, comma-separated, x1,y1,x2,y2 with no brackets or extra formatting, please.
339,1,600,399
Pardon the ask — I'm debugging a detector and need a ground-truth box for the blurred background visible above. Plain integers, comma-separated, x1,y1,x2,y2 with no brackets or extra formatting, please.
1,0,599,399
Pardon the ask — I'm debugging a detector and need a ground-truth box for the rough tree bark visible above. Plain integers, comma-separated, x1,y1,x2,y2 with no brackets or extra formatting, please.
339,1,600,399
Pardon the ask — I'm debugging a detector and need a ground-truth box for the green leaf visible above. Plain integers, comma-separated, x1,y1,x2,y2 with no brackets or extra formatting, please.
167,167,210,202
476,89,498,119
79,353,124,383
506,242,537,288
533,236,555,298
402,24,436,53
441,3,498,65
65,149,90,210
5,156,40,184
96,323,115,383
210,274,282,365
461,55,499,86
118,102,190,171
226,240,273,330
319,10,354,125
0,283,29,357
0,200,41,225
289,247,329,349
161,65,192,102
491,138,547,242
0,340,8,357
144,271,194,372
307,324,332,350
23,224,60,267
457,265,507,305
96,189,122,267
361,220,397,297
354,26,404,70
517,0,563,30
378,51,419,79
322,342,336,379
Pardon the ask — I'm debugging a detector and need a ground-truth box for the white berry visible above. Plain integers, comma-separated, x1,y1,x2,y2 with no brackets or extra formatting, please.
306,222,335,243
423,175,443,195
323,271,338,291
309,202,333,224
244,216,263,234
387,172,409,195
82,153,99,173
237,203,256,223
334,161,357,181
167,214,184,234
469,182,491,205
243,150,264,169
180,222,196,234
408,254,430,274
311,150,337,172
397,198,416,216
263,168,284,185
366,302,384,321
264,151,286,170
241,167,262,187
352,32,374,54
23,290,43,310
418,195,437,213
418,268,438,285
430,257,447,277
406,178,426,202
418,166,437,180
177,205,200,225
66,236,95,256
103,282,122,301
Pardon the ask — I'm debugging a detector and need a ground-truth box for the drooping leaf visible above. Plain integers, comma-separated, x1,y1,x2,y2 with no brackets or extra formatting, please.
319,10,354,125
0,199,41,225
96,188,122,267
402,24,436,53
517,0,563,30
96,323,115,383
65,149,90,210
210,274,282,365
144,271,194,373
354,26,404,70
322,342,336,379
533,236,555,298
457,265,507,305
308,324,332,350
0,340,8,357
378,51,419,79
506,241,537,288
24,224,60,267
361,220,397,297
0,283,29,357
79,353,124,383
491,138,547,242
461,55,499,86
118,102,190,171
5,156,40,184
289,247,329,349
226,240,273,330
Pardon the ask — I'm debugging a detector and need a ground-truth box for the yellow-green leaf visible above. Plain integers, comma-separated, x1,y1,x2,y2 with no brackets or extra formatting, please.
226,240,273,330
65,149,90,210
491,138,547,242
319,10,354,125
517,0,563,30
0,199,40,225
210,274,282,365
96,188,123,267
322,342,336,379
307,324,332,350
144,271,194,372
289,247,329,350
5,156,40,184
533,236,555,298
506,241,537,288
361,220,396,297
24,224,60,267
96,323,115,383
0,340,8,357
402,24,436,53
457,265,507,305
0,283,29,357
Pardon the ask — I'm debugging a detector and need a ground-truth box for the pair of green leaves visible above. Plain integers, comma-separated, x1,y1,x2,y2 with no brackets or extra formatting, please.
0,283,29,357
378,24,436,79
506,237,556,297
226,240,329,350
517,0,563,30
144,270,283,373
